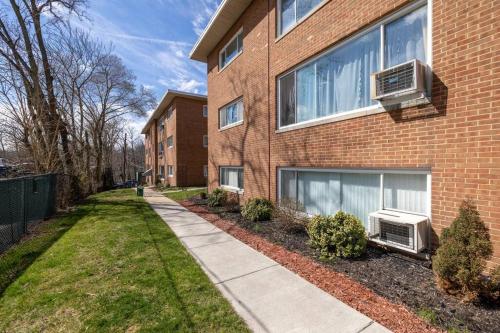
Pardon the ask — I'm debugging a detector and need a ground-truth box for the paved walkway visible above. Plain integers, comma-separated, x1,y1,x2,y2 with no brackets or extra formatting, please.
144,189,391,333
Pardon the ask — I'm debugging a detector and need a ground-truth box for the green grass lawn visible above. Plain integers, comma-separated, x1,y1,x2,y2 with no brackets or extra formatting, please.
164,188,207,202
0,189,248,333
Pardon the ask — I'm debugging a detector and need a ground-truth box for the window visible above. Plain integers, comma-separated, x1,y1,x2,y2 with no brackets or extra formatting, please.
167,165,174,177
159,166,165,178
220,167,244,191
279,169,430,228
219,29,243,70
203,105,208,117
203,135,208,148
158,116,165,132
158,142,164,155
167,136,173,148
278,4,428,128
203,165,208,178
167,106,173,120
219,98,243,129
278,0,323,36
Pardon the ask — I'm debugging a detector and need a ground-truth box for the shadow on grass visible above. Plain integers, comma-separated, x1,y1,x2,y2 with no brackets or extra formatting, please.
140,203,195,331
0,198,95,296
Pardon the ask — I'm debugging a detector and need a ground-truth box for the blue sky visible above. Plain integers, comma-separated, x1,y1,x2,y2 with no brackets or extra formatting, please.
69,0,222,132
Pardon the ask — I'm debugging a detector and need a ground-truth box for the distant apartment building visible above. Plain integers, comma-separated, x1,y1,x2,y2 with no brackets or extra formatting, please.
142,90,208,187
190,0,500,263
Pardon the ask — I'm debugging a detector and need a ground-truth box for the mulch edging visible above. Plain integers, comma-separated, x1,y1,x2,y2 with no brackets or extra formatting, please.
180,200,442,333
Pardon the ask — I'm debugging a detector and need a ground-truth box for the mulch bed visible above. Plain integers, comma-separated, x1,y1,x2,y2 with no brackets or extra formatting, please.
180,199,500,333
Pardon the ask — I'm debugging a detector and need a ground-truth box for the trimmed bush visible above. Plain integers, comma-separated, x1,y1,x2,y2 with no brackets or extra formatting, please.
241,198,274,222
207,188,227,207
307,211,367,259
433,200,493,300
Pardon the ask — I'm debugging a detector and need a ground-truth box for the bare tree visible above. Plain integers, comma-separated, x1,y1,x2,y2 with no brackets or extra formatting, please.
0,0,154,199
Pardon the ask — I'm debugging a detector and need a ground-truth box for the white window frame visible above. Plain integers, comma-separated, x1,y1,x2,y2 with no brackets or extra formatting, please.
167,135,174,149
277,0,328,39
277,0,432,131
203,105,208,117
203,135,208,148
219,28,243,71
167,165,174,177
203,165,208,178
277,167,432,219
220,166,244,193
219,97,244,130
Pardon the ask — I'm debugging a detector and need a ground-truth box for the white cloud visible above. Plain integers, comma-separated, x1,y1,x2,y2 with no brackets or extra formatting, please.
191,0,220,36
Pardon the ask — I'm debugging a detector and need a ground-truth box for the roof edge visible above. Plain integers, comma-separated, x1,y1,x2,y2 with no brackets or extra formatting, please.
141,89,207,134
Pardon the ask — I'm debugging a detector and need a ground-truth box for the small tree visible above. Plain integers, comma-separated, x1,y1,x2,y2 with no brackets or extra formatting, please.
433,200,493,300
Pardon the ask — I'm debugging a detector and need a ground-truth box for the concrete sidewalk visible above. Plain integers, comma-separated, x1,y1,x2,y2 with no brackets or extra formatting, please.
144,189,391,333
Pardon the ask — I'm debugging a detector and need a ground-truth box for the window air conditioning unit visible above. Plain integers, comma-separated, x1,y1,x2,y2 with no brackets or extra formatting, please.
371,59,427,101
368,210,428,254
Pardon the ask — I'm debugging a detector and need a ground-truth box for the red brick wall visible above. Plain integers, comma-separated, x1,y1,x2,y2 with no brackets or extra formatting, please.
206,0,500,265
144,96,208,187
175,97,209,187
207,0,271,199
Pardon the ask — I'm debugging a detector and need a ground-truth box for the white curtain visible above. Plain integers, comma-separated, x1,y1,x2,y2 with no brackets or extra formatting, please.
297,62,316,122
341,173,380,228
384,173,427,214
332,28,380,113
298,171,340,216
384,5,427,67
281,170,297,201
297,0,322,18
281,0,295,33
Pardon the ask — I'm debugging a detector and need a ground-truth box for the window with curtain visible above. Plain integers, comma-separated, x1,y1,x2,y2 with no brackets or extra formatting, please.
158,142,164,154
383,173,427,214
279,169,429,227
341,173,380,228
220,99,244,129
167,165,174,177
220,30,243,69
384,5,427,68
279,0,323,36
278,5,428,128
220,167,244,190
166,136,173,148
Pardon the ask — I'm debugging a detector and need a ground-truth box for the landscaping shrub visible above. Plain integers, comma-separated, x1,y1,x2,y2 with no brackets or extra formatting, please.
432,200,493,301
199,192,207,200
482,266,500,303
241,198,274,222
307,211,367,259
274,199,308,232
207,188,227,207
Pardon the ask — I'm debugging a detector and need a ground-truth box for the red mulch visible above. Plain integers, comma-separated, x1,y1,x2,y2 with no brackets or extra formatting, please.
180,200,443,333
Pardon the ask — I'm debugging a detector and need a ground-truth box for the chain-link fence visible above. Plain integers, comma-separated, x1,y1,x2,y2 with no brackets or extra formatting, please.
0,174,57,253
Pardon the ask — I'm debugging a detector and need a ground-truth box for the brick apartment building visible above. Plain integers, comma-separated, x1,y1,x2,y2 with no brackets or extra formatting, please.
190,0,500,263
142,90,208,187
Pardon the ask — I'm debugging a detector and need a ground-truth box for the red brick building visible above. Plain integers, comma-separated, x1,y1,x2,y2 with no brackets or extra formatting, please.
190,0,500,264
143,90,208,187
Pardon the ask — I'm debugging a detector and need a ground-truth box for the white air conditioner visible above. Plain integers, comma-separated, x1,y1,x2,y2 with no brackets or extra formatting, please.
368,210,428,254
371,59,427,101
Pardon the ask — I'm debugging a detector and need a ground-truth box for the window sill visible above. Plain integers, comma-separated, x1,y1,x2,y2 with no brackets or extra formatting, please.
219,120,244,132
275,0,329,43
276,97,431,134
218,51,243,74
